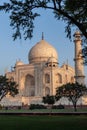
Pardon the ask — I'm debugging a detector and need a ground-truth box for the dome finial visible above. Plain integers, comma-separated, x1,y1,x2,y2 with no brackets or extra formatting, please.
42,32,44,40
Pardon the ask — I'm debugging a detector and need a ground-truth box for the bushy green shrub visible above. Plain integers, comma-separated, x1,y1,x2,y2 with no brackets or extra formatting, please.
5,107,8,110
29,104,47,110
18,106,21,110
52,105,65,109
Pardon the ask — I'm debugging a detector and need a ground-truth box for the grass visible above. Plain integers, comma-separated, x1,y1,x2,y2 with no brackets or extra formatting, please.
0,115,87,130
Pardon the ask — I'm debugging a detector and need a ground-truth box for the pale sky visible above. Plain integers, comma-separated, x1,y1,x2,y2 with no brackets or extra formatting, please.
0,5,87,84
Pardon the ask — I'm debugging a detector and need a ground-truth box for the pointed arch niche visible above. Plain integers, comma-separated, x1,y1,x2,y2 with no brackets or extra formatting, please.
56,73,62,83
45,74,50,83
25,74,35,96
45,87,50,96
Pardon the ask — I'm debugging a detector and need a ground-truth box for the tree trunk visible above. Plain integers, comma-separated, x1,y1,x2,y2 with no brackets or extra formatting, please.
73,102,77,112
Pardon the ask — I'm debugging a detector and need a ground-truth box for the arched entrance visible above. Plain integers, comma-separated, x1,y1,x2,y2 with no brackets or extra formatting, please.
25,74,35,96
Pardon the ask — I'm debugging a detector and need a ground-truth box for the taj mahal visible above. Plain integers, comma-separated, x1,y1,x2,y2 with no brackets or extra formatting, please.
0,31,87,106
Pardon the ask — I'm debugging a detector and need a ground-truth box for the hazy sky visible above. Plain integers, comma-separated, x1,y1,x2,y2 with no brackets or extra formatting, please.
0,6,87,84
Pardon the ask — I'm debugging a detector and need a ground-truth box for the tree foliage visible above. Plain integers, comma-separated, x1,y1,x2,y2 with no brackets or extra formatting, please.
0,0,87,63
0,75,18,101
42,95,55,105
55,82,87,111
0,0,87,40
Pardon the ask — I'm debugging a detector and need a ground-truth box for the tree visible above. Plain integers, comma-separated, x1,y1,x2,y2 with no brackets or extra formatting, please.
55,82,87,111
42,95,55,106
0,75,18,101
0,0,87,63
42,95,55,113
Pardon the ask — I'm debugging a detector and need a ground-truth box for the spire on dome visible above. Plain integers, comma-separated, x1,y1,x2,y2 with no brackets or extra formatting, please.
66,59,68,70
42,32,44,40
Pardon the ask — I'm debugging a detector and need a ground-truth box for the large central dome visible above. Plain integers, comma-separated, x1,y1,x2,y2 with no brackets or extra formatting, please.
28,39,58,64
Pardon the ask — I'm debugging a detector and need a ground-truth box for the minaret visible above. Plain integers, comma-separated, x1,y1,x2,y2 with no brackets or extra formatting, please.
73,31,85,85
